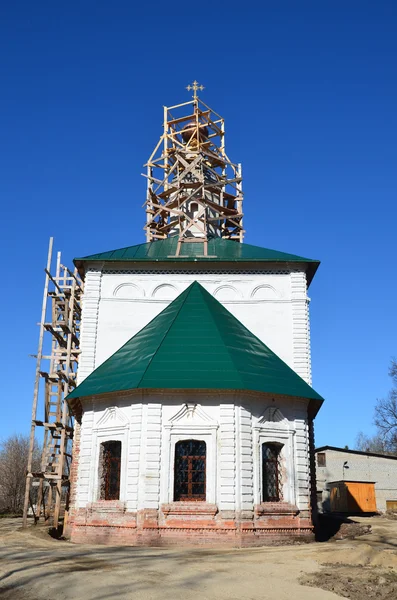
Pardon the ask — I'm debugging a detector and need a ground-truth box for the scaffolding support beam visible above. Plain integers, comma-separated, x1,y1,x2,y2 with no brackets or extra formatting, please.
143,87,244,252
23,238,83,530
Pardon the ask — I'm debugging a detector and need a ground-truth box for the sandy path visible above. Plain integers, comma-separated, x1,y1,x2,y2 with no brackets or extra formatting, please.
0,517,396,600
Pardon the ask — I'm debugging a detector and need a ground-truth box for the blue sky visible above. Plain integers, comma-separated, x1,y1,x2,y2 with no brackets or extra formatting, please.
1,1,396,447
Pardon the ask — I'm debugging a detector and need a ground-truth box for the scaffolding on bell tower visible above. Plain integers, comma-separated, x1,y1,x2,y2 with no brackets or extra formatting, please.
143,82,244,255
22,238,83,530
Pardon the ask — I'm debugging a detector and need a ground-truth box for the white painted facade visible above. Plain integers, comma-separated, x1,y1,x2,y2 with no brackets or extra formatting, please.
316,447,397,513
75,260,315,522
78,263,312,386
76,391,312,516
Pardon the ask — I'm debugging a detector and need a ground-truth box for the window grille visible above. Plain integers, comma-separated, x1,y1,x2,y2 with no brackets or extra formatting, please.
262,443,283,502
174,440,206,501
99,441,121,500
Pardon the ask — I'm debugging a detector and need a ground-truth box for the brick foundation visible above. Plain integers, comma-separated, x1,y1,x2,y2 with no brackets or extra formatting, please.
67,500,313,547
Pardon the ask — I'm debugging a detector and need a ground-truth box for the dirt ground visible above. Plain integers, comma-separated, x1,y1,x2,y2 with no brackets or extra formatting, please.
0,516,396,600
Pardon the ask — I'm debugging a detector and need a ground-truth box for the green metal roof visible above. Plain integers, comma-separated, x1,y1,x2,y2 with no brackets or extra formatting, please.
74,237,320,284
67,282,323,412
75,237,318,263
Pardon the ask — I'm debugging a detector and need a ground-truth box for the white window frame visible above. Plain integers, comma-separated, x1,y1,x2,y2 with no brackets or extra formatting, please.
253,410,297,506
88,407,129,503
161,404,218,505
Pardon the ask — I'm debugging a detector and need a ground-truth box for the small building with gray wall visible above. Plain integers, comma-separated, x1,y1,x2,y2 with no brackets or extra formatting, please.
315,446,397,513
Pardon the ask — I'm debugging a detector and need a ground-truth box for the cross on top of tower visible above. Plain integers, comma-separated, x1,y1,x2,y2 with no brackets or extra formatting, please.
186,80,204,99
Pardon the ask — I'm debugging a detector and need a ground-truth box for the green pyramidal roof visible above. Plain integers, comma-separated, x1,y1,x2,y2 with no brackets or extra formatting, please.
67,282,323,412
74,237,320,284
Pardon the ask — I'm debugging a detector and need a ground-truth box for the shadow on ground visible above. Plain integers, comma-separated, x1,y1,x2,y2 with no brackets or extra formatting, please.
315,513,372,542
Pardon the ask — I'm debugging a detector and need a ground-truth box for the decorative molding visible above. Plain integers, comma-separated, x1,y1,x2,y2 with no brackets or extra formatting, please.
101,296,293,305
88,408,130,504
166,403,218,430
87,501,127,513
255,502,299,516
161,502,218,516
151,283,178,299
213,284,242,300
161,404,218,505
94,406,129,430
253,413,297,507
102,268,292,275
250,284,280,300
113,283,145,299
257,406,287,426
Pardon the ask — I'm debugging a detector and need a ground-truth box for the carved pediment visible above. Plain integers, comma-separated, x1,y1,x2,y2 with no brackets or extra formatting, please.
168,403,217,428
95,406,129,429
258,406,287,426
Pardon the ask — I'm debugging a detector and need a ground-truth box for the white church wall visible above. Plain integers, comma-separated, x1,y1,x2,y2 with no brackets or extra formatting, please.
97,275,292,373
239,405,254,513
96,271,292,372
75,392,311,515
291,272,312,385
77,267,102,385
144,403,162,509
219,403,237,511
75,401,94,507
127,402,143,511
78,265,312,387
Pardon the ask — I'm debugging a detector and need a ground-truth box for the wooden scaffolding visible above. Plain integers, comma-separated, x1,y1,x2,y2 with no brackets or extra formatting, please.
144,81,244,254
22,238,83,529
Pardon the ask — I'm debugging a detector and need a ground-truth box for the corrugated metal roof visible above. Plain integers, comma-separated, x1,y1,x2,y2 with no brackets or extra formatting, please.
67,282,323,410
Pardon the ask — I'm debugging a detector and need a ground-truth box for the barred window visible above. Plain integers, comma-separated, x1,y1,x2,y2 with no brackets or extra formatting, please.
174,440,206,501
99,441,121,500
262,443,283,502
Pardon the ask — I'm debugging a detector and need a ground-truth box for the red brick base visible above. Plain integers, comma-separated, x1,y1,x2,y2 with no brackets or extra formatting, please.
66,501,313,547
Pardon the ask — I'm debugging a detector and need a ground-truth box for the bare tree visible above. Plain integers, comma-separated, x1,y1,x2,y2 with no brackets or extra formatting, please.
0,434,40,514
373,359,397,454
356,359,397,456
355,431,390,454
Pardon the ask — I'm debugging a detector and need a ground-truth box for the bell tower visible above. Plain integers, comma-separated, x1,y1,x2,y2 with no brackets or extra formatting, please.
144,82,244,256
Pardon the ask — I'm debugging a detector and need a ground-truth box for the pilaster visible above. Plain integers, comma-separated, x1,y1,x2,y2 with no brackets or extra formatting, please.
219,403,236,512
291,271,311,384
144,403,162,509
126,402,143,511
78,266,102,384
240,406,254,514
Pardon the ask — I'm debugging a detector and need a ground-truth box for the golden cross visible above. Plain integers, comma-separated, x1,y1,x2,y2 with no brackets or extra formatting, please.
186,80,204,99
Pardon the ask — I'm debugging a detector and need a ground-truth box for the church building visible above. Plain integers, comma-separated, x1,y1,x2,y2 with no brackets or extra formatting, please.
66,84,324,546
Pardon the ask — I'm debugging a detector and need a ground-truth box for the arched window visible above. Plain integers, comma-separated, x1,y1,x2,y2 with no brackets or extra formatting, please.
262,443,283,502
99,441,121,500
190,202,199,217
174,440,206,501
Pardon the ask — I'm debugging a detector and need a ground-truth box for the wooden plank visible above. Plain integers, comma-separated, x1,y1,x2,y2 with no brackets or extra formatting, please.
23,237,53,528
